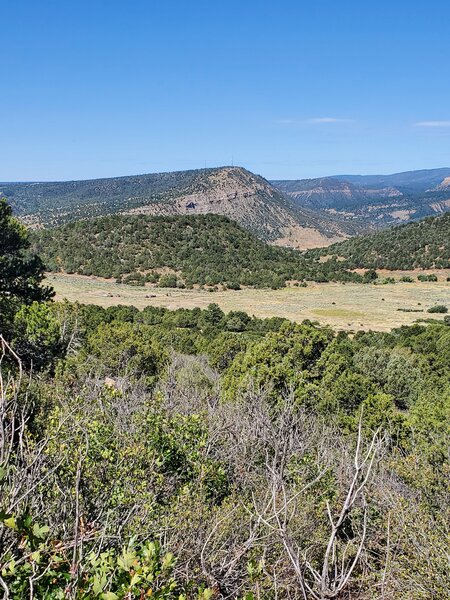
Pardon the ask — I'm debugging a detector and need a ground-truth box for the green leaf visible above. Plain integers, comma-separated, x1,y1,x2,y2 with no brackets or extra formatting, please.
130,572,141,587
3,516,16,530
101,593,119,600
92,573,107,595
0,509,11,521
118,550,136,572
33,523,50,539
162,552,175,570
5,559,16,575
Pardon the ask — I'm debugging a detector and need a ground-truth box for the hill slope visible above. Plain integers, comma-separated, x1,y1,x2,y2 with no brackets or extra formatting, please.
30,214,301,288
309,211,450,270
30,213,369,287
1,167,363,249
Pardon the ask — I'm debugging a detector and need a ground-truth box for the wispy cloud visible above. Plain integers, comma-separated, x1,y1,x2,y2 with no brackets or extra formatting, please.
307,117,354,124
276,117,354,126
415,120,450,128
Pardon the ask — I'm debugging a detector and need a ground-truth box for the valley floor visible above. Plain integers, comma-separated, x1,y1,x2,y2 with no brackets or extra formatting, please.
49,272,450,332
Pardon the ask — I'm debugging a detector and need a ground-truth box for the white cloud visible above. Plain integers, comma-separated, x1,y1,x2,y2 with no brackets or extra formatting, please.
415,120,450,128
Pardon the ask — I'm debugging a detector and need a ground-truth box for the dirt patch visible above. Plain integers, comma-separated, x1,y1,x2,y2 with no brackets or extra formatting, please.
272,225,347,250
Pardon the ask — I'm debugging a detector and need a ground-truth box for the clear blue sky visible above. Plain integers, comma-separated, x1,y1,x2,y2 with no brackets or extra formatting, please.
2,0,450,181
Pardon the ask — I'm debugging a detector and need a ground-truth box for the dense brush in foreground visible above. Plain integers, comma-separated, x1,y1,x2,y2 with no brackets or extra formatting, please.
1,299,449,599
1,199,449,598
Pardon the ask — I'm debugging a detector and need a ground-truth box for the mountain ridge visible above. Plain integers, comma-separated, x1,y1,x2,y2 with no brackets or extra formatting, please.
272,168,450,227
334,167,450,190
0,166,365,250
4,165,450,249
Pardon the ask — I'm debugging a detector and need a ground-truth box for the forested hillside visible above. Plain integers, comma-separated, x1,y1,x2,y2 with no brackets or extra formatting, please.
310,211,450,269
30,213,369,287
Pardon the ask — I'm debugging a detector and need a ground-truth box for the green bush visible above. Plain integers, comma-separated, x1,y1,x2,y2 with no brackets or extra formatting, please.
427,305,448,314
158,274,178,288
418,274,438,282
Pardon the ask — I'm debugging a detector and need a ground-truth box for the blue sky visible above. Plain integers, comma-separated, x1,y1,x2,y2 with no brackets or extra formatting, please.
1,0,450,181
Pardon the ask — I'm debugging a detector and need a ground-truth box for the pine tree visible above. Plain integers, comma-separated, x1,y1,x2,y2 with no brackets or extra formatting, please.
0,198,53,333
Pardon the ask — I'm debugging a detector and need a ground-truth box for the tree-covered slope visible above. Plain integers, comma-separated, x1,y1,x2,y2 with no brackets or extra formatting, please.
30,214,295,287
30,213,366,287
310,212,450,269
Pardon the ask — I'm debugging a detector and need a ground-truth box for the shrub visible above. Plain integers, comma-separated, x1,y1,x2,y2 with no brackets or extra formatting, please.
363,269,378,282
418,274,438,282
146,271,160,283
427,305,448,314
159,274,178,288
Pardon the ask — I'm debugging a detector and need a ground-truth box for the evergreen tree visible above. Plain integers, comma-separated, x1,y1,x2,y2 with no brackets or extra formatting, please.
0,198,53,334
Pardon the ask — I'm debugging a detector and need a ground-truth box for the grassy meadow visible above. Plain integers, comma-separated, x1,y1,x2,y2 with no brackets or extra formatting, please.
49,271,450,332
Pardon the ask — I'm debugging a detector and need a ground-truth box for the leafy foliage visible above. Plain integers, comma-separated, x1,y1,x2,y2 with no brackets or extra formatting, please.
0,198,53,335
1,304,449,598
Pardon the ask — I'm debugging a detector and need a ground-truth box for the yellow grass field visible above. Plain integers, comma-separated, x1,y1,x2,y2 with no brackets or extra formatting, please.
48,272,450,332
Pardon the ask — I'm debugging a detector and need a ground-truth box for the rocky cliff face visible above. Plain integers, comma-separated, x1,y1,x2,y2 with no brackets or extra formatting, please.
273,177,403,210
272,172,450,228
3,166,364,249
125,168,369,249
434,176,450,191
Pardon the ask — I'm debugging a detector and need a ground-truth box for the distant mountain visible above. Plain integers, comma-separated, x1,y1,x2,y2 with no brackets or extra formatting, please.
272,168,450,228
272,177,402,210
0,166,365,250
334,167,450,192
308,211,450,270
